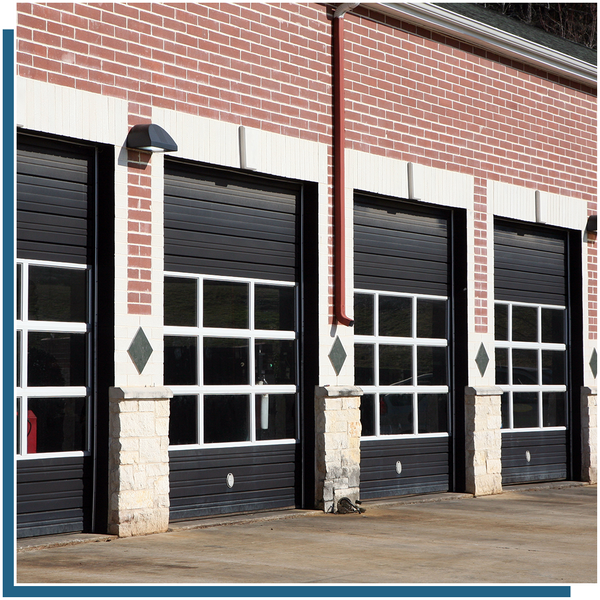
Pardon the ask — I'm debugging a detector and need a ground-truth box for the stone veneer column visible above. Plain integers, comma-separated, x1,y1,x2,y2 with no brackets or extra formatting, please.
315,386,362,512
108,386,172,537
465,386,503,496
581,386,597,484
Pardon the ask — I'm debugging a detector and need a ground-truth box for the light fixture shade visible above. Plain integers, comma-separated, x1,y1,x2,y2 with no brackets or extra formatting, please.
126,123,178,153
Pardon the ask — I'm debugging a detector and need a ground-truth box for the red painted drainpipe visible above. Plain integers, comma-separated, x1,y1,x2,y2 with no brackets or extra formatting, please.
333,4,358,327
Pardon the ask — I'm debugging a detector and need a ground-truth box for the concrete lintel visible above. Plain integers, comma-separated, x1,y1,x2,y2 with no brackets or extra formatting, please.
315,385,363,398
109,386,173,400
465,386,504,397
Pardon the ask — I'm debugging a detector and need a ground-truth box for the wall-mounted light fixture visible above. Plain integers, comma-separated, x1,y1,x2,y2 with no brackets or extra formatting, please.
126,123,178,153
586,214,597,233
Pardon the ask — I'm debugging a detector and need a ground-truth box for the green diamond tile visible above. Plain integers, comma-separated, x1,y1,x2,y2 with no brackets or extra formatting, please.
128,327,153,374
591,348,597,379
475,343,489,377
329,336,347,376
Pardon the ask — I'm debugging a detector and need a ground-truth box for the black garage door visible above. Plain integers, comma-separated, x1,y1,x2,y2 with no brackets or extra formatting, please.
494,219,572,484
354,194,461,498
164,160,304,519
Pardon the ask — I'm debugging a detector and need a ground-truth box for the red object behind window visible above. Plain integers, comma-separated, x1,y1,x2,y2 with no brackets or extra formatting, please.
27,410,37,454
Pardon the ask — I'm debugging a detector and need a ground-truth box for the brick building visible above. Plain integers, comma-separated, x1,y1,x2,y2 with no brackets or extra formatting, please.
11,2,597,538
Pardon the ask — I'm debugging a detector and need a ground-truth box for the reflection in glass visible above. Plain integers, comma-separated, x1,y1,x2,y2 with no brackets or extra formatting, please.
512,305,537,342
204,338,248,385
27,397,87,453
418,394,447,433
379,345,412,385
379,295,411,337
495,304,508,341
169,395,198,445
512,349,538,384
417,299,446,339
542,308,565,344
355,344,375,386
255,285,295,330
164,277,197,327
360,394,375,436
495,347,508,385
543,392,565,427
204,395,249,443
501,392,510,429
513,392,539,428
255,340,295,385
255,394,296,440
354,294,374,336
380,393,413,435
417,346,447,385
28,332,86,386
28,266,87,322
164,336,197,385
203,280,248,329
542,351,565,385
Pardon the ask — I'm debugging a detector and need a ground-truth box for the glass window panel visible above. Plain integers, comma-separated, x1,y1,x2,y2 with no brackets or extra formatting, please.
204,338,248,385
542,351,565,385
169,395,198,445
203,280,248,329
28,266,87,322
542,308,565,344
17,263,22,320
417,346,447,386
255,340,295,385
495,347,509,385
28,332,86,386
360,394,376,437
354,294,374,336
512,305,537,342
417,299,446,339
16,398,21,454
543,392,566,427
255,394,296,441
27,397,87,453
164,277,197,327
355,344,375,386
418,393,448,433
379,345,412,386
513,392,539,428
204,395,249,443
255,285,295,331
379,295,411,337
164,336,198,385
512,349,539,385
501,392,510,429
495,304,508,341
380,393,413,435
17,331,21,388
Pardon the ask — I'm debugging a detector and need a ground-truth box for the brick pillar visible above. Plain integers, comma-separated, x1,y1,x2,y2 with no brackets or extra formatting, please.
315,385,362,512
108,386,172,537
465,386,503,496
581,386,597,484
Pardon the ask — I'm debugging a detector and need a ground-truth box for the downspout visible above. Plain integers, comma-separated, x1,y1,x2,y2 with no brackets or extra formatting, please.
333,3,358,327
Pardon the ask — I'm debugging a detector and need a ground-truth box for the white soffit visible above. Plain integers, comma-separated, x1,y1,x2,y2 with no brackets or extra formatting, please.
375,3,596,87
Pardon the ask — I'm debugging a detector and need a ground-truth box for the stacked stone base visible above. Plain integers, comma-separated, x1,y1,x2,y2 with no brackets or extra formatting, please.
581,386,597,484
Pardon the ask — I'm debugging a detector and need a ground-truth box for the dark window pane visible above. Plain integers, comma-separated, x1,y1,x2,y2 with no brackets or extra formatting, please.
512,305,537,342
360,394,375,436
495,304,508,341
495,347,509,385
255,340,295,385
28,332,86,386
355,344,375,386
512,349,538,385
501,392,510,429
17,331,21,388
169,395,197,445
28,266,87,322
542,308,565,344
204,395,249,443
513,392,539,428
16,398,21,453
543,392,566,427
164,277,197,327
354,294,374,336
17,264,22,320
379,295,411,337
380,393,413,435
255,285,295,331
255,394,296,440
203,280,248,329
542,351,565,385
164,336,197,385
204,338,248,385
379,345,412,385
27,397,87,453
417,299,446,339
418,393,447,433
417,346,447,385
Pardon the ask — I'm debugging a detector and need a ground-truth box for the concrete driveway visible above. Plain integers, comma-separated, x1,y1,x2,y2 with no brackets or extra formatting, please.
15,483,597,585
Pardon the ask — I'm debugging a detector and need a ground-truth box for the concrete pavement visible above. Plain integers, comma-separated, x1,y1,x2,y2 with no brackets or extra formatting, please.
15,482,597,585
